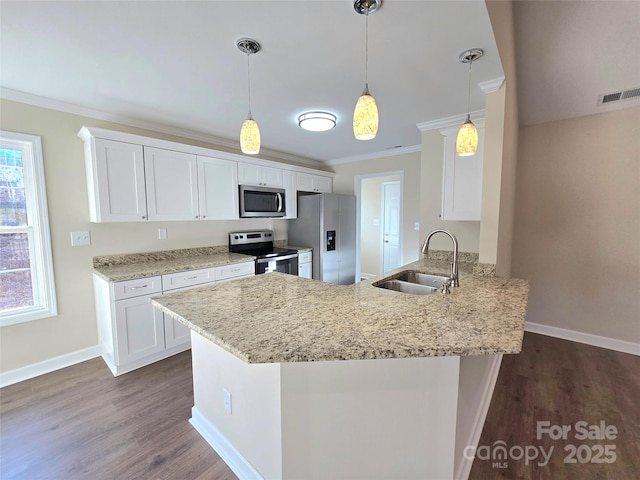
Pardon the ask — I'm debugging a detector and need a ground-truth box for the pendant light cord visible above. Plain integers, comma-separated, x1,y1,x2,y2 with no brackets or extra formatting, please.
246,53,252,118
466,59,472,118
365,9,370,89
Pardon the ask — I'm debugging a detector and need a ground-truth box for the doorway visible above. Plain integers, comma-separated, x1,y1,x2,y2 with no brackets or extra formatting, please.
355,172,403,280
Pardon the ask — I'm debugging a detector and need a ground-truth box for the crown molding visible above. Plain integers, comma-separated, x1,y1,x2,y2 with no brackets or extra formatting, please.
479,76,505,94
325,144,422,166
416,109,486,132
0,87,322,167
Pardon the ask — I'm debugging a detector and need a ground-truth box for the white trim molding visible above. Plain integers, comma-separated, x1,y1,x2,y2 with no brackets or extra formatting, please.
0,345,101,388
454,355,503,480
326,144,421,166
525,322,640,356
416,109,486,132
479,77,505,94
1,87,321,167
190,406,264,480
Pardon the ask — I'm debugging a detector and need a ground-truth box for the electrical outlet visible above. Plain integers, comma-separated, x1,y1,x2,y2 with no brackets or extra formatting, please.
158,228,168,240
414,222,420,231
223,389,232,414
70,231,91,246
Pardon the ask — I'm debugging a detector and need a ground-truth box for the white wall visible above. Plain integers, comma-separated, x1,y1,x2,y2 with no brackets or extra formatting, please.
332,151,421,267
0,99,313,373
512,107,640,343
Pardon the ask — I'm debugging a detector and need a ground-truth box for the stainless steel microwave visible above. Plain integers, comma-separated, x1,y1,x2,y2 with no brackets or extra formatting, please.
239,185,286,218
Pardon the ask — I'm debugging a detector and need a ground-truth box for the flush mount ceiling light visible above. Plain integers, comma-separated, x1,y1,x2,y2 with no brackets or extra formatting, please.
456,48,484,156
237,37,261,155
353,0,381,141
298,111,337,132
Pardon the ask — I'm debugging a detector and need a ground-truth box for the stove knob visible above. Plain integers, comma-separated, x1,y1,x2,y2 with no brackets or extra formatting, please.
234,235,239,239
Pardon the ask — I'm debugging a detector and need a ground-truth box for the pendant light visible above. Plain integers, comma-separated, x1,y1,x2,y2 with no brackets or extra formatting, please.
353,0,381,141
237,38,261,155
456,48,484,156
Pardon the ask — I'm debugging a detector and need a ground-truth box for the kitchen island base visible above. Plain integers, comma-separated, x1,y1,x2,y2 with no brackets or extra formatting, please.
190,331,473,479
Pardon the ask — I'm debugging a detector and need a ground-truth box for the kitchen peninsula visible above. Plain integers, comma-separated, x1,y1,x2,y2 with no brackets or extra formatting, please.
152,259,529,479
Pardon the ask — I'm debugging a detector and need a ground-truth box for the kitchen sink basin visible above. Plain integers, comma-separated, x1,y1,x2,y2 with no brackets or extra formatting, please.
393,271,449,289
372,271,450,295
374,280,439,295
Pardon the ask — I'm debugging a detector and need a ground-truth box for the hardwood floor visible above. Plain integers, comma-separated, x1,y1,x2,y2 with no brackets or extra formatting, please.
1,334,638,479
0,351,237,480
469,333,640,479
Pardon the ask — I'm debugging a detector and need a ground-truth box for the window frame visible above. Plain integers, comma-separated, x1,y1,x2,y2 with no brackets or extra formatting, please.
1,131,57,326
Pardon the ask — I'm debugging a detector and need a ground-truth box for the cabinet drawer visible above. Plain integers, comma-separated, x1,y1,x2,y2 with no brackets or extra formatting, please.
113,276,162,301
215,261,255,282
298,251,312,263
162,267,216,291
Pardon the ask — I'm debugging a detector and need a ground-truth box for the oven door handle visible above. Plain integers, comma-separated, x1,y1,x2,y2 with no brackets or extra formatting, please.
256,253,298,263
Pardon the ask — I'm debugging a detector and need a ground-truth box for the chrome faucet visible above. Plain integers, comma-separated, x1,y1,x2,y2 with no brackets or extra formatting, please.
421,229,459,287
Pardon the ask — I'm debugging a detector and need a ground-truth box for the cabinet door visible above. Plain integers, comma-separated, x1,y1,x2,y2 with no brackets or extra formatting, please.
283,170,297,219
297,173,333,193
314,176,333,193
114,295,165,365
164,315,191,349
90,138,147,222
144,147,199,221
197,156,239,220
298,261,312,279
441,124,484,221
238,163,283,188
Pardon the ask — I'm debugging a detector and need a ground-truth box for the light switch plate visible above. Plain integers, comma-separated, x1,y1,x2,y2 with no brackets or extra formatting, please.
70,231,91,246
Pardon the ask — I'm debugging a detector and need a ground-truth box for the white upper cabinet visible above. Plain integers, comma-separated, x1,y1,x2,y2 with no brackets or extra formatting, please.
297,172,333,193
79,126,334,223
197,156,239,220
440,123,484,221
282,170,297,219
238,162,283,188
83,136,147,222
144,147,199,221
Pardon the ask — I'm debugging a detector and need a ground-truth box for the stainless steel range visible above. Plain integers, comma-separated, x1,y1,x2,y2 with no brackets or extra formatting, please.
229,230,298,275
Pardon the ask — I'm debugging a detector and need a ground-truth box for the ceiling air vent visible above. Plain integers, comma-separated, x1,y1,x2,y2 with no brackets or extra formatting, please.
599,86,640,105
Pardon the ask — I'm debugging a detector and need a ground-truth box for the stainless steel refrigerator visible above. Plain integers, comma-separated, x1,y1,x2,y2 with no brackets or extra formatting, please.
288,193,356,285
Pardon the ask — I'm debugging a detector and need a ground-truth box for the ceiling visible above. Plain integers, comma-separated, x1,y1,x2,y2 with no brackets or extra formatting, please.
0,0,503,164
2,2,637,164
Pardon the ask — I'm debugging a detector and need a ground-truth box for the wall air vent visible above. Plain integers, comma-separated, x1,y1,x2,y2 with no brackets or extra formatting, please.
599,86,640,105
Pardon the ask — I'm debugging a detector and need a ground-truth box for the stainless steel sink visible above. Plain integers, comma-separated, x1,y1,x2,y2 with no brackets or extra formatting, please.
374,280,439,295
393,271,449,289
372,270,450,295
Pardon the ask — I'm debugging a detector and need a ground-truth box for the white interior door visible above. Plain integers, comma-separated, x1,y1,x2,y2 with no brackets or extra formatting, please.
382,182,401,273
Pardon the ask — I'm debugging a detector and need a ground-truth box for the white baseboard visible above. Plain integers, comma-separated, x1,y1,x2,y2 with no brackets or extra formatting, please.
454,354,503,480
525,322,640,356
0,345,101,388
190,406,263,480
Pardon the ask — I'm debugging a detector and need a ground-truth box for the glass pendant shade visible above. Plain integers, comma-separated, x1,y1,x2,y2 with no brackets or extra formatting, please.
240,117,260,155
353,89,378,140
456,116,478,156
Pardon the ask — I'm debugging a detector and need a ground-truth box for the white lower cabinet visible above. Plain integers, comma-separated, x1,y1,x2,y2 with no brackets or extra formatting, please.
298,251,312,279
94,261,255,376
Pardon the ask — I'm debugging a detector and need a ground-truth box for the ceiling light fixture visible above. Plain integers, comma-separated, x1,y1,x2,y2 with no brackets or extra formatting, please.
456,48,484,156
237,38,261,155
353,0,381,141
298,111,337,132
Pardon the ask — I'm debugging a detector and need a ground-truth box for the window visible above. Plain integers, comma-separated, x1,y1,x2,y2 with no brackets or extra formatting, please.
0,131,57,326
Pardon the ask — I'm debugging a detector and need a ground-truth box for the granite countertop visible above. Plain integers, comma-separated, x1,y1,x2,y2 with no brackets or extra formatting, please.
286,245,312,253
152,257,529,364
93,251,256,282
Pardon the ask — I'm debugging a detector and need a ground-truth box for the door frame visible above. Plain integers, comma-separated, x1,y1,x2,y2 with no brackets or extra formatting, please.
381,180,402,274
354,171,404,282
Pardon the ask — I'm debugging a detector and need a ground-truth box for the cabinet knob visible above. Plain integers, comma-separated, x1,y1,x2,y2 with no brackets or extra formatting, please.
202,215,206,219
142,216,146,219
195,215,199,219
